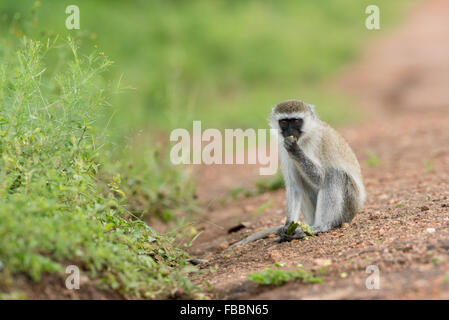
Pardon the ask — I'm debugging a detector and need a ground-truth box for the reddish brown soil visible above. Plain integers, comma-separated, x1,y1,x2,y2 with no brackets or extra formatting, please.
189,0,449,299
6,272,123,300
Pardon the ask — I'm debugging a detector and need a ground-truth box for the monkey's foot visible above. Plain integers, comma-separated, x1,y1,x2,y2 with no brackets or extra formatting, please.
275,226,306,242
311,225,330,234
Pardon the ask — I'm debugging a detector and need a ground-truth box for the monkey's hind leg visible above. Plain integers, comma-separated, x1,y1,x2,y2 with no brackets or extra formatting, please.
312,168,356,234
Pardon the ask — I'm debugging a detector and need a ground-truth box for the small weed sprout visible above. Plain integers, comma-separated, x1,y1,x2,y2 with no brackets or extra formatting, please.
247,264,322,286
365,151,382,167
424,160,435,173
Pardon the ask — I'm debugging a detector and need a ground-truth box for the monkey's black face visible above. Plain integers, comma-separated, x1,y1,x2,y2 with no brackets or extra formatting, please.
279,118,303,140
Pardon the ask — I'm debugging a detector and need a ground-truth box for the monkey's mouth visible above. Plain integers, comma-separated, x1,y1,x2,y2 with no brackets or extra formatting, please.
284,132,301,141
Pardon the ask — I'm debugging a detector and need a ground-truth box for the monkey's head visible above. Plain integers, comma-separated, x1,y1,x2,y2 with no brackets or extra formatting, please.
270,99,317,141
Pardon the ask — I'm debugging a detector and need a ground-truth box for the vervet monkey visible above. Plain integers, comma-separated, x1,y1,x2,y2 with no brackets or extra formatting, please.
228,99,365,249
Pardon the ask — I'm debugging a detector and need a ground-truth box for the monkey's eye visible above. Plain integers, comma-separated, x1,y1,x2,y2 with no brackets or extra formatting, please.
293,119,303,127
279,120,288,128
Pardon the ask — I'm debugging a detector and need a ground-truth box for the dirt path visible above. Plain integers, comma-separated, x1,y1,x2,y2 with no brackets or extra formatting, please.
188,0,449,299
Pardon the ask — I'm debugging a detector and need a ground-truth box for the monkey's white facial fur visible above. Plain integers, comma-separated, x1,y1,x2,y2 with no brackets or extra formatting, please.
269,99,318,141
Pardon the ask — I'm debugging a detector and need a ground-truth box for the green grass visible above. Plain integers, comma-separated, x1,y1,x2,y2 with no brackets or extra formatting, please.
424,160,435,173
248,265,323,286
225,174,285,202
0,37,197,298
364,150,382,167
250,200,272,217
103,146,199,223
254,174,285,193
0,0,410,132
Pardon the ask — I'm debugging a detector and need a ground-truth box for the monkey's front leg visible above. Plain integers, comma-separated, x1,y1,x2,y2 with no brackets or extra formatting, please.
276,137,323,242
274,139,304,242
283,136,324,190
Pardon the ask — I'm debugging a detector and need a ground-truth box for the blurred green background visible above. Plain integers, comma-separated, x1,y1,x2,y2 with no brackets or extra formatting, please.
1,0,407,136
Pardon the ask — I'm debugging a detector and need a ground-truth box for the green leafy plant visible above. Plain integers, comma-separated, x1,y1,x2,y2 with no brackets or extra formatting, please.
254,174,285,193
286,222,301,235
0,36,197,298
286,221,314,236
251,200,272,216
248,265,322,286
365,151,382,167
424,160,435,173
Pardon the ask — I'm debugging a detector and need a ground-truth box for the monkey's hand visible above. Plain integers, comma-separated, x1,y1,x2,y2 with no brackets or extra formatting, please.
284,136,299,154
275,224,306,242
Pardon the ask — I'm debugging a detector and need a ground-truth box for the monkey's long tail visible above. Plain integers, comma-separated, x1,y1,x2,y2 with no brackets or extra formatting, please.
225,225,283,252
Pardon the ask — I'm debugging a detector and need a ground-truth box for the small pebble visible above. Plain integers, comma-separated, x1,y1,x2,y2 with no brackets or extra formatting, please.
218,242,228,250
426,228,436,233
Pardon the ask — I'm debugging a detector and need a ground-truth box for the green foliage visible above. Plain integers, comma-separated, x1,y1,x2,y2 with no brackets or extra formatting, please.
254,174,285,193
0,0,410,132
286,221,314,237
364,150,382,167
286,222,301,236
250,200,272,217
424,160,435,173
299,223,315,237
248,265,323,286
225,174,285,201
0,37,196,298
104,147,198,223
